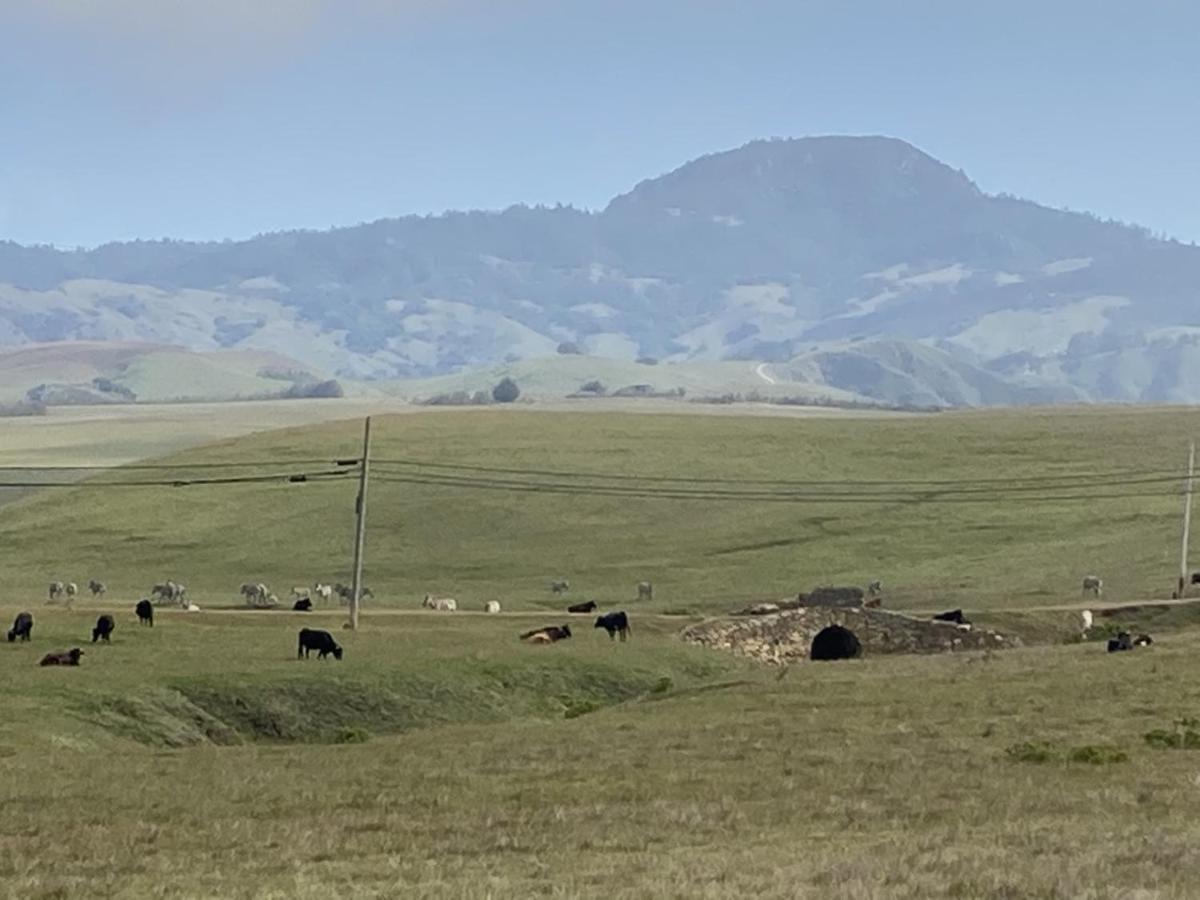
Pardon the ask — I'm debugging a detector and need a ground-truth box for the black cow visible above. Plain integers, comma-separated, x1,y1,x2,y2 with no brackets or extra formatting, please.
92,615,115,643
293,598,313,612
594,611,630,641
1107,631,1134,653
298,628,343,660
520,624,572,643
40,648,83,666
1192,572,1200,586
135,599,154,627
567,600,598,614
1133,634,1154,647
810,624,862,661
7,611,32,643
932,609,970,626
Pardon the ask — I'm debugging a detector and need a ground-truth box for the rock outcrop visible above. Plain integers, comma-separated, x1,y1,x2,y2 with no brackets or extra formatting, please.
681,606,1020,664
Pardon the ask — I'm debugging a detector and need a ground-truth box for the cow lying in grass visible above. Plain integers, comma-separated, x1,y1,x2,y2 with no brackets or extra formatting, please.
298,628,343,660
40,648,83,666
520,625,572,644
594,611,631,641
567,600,598,614
293,598,313,612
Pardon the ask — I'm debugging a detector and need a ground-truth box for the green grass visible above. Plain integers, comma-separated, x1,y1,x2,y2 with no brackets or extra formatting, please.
5,404,1200,897
0,405,1197,612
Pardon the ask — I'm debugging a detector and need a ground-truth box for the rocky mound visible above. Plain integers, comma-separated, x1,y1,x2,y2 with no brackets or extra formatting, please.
681,606,1020,664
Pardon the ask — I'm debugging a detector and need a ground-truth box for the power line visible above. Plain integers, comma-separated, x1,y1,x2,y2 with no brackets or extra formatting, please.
372,471,1186,505
0,468,356,488
372,456,1182,488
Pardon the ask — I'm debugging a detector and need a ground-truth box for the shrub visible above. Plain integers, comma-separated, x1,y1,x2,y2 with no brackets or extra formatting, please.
0,401,47,417
636,356,659,365
1005,741,1058,763
334,727,371,744
1144,718,1200,750
579,380,606,395
283,379,345,399
492,377,521,404
557,342,581,355
1067,745,1129,765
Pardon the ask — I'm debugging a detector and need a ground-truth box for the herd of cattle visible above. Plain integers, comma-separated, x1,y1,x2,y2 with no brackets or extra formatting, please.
7,575,649,667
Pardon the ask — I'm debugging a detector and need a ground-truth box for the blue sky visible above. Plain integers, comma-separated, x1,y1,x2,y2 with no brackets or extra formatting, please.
1,0,1197,248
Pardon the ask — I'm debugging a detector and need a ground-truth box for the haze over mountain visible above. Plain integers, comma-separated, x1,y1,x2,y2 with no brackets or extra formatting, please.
2,135,1198,406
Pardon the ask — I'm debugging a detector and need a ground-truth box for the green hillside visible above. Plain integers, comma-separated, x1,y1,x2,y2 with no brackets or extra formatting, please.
2,405,1196,612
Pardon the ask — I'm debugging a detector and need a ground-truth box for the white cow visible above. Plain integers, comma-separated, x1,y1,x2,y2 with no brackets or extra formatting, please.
313,583,334,603
484,600,501,614
1080,609,1094,634
637,581,654,602
423,594,457,612
291,586,310,599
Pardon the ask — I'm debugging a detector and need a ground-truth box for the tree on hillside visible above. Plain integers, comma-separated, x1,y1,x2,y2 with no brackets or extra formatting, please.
492,377,521,404
557,341,582,355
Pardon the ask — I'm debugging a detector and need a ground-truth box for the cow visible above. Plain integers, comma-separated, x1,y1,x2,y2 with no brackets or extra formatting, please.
40,648,83,666
88,580,106,598
550,579,570,595
594,611,630,641
1133,634,1154,647
932,609,970,626
423,594,457,612
1108,631,1133,653
293,598,313,612
636,581,654,602
152,581,186,606
1082,576,1103,598
484,601,501,613
313,583,334,603
48,581,65,603
92,615,115,643
567,600,598,614
184,603,201,612
1192,572,1200,586
135,599,154,627
809,625,862,661
298,628,343,660
520,624,572,644
65,582,78,600
240,583,270,606
1080,610,1094,635
291,587,310,599
867,580,883,597
7,612,32,642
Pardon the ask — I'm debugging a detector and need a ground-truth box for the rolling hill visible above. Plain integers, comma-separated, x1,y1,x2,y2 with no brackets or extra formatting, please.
2,135,1198,406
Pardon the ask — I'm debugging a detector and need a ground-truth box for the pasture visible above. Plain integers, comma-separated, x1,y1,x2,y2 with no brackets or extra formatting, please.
4,403,1200,897
0,404,1197,611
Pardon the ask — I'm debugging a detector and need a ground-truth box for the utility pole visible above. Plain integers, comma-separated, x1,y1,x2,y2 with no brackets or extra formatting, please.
349,417,372,631
1180,440,1195,599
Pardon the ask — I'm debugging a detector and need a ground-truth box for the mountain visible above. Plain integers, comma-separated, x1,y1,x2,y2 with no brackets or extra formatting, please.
2,135,1198,406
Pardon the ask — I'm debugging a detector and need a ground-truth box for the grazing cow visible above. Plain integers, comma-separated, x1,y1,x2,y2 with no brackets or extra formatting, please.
48,581,65,603
1134,634,1154,647
1108,631,1134,653
152,581,186,606
550,579,570,595
88,580,106,598
520,624,572,643
92,615,115,643
567,600,598,614
809,624,862,661
932,609,970,626
293,598,313,612
40,648,83,666
65,582,78,600
291,587,310,599
423,594,457,612
297,628,343,660
484,601,501,614
313,583,334,603
7,612,33,642
1082,575,1103,598
594,611,631,641
637,581,653,602
135,599,154,627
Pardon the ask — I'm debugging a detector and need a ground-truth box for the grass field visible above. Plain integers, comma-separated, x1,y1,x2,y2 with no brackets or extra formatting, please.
4,403,1200,897
0,404,1196,612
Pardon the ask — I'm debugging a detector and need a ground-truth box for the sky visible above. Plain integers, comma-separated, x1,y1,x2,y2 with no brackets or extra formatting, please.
1,0,1197,249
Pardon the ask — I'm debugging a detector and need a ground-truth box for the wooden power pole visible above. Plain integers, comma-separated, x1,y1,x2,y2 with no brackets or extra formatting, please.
349,417,372,631
1180,440,1196,599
